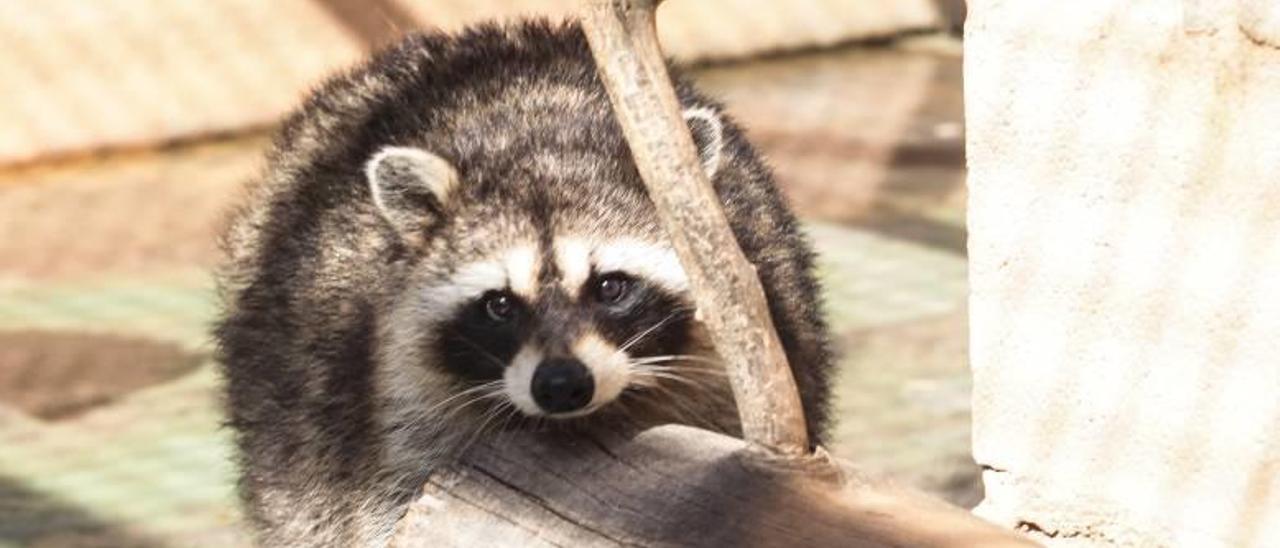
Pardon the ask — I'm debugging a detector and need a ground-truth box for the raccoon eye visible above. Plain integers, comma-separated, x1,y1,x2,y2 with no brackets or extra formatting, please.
595,273,631,304
483,291,517,322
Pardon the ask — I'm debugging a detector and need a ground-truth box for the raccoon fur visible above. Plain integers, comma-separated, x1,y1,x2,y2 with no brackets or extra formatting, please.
215,19,833,547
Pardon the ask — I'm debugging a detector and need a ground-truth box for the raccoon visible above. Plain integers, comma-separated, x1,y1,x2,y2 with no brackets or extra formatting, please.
216,19,833,547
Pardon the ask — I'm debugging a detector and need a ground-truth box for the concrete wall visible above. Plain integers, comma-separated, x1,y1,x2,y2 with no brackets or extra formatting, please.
966,0,1280,545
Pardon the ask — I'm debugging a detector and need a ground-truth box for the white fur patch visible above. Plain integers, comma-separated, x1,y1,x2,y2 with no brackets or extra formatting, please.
593,239,690,294
554,237,592,294
505,244,540,299
575,331,629,408
417,261,507,320
683,106,724,178
405,243,540,329
365,146,458,227
503,345,543,415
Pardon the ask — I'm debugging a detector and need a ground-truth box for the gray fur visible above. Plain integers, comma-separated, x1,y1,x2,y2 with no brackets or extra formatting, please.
215,20,833,547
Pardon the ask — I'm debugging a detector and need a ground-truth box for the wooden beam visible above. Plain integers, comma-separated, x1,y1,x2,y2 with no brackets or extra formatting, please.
390,425,1036,547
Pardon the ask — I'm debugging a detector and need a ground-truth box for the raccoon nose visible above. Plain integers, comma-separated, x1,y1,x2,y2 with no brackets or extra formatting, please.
531,358,594,413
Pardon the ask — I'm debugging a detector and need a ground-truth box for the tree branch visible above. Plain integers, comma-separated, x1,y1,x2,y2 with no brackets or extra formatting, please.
579,0,810,456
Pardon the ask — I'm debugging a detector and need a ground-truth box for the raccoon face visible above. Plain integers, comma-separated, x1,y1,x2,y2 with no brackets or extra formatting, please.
421,241,696,418
368,108,723,419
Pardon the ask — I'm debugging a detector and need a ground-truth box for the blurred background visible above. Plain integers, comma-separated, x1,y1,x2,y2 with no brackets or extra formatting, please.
0,1,967,545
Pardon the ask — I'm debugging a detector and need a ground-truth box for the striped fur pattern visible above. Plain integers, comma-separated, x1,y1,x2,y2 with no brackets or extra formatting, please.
215,19,832,547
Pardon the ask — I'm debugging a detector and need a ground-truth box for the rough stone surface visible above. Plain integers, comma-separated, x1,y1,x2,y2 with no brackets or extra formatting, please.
1239,0,1280,48
966,1,1280,545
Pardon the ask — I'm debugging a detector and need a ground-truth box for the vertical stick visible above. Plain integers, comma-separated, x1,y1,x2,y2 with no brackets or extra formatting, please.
579,0,809,455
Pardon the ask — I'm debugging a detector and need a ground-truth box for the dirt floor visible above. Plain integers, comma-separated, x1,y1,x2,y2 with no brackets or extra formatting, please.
0,39,968,546
0,332,202,421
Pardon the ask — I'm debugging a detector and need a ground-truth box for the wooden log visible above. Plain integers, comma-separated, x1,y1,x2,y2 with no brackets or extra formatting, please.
390,425,1036,547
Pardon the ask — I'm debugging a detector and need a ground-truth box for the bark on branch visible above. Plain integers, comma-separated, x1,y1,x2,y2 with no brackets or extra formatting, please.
580,0,810,456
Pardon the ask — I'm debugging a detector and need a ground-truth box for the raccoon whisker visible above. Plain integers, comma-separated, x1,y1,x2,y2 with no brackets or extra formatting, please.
436,389,506,425
629,355,721,363
480,401,513,433
617,309,689,354
628,364,727,379
631,370,721,393
627,364,717,391
627,357,728,381
430,383,508,426
488,408,524,449
419,380,504,418
629,365,728,380
617,391,682,431
460,399,516,455
626,375,663,389
494,404,523,434
446,330,510,369
625,386,718,431
630,368,698,381
418,389,496,423
628,364,723,378
628,354,723,366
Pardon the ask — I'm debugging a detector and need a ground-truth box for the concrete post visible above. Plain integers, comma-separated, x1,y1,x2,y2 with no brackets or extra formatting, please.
966,0,1280,545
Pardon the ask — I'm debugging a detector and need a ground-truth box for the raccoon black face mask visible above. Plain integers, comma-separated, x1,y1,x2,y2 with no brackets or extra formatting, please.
216,19,833,547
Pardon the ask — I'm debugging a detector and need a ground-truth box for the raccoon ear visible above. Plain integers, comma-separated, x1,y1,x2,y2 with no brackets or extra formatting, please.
683,106,724,178
366,146,458,237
